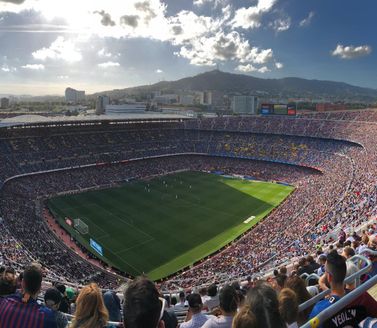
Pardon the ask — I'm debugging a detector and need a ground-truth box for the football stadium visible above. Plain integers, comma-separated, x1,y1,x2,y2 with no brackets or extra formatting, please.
1,112,377,327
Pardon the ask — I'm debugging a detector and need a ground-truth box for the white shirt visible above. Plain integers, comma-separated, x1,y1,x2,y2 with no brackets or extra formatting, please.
201,315,233,328
180,313,214,328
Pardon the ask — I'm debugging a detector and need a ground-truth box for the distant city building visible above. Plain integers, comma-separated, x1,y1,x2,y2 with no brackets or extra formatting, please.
0,97,10,109
316,103,346,112
211,91,225,109
95,95,110,115
106,103,146,115
231,96,258,114
203,91,212,105
179,95,195,106
153,94,178,105
65,87,86,103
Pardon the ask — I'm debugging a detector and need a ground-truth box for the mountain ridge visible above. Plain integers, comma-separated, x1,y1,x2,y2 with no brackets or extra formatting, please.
92,70,377,101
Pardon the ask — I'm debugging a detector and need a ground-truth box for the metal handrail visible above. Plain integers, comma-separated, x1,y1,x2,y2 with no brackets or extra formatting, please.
298,254,372,313
300,274,377,328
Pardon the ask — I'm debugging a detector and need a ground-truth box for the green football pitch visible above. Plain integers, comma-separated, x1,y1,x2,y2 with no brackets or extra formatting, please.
48,171,294,280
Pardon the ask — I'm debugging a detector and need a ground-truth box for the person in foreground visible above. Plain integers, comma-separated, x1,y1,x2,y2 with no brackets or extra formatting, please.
309,250,377,328
201,285,238,328
69,283,109,328
0,265,57,328
123,276,166,328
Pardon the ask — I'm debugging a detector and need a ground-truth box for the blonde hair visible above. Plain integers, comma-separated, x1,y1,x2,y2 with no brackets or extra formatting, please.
278,288,298,325
232,306,257,328
70,283,109,328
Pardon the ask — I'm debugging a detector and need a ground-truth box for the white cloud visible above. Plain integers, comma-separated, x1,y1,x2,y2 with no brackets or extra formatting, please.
57,75,69,79
236,64,270,73
275,62,283,69
32,36,82,62
299,11,315,27
193,0,228,7
155,69,163,73
331,44,372,59
21,64,45,70
98,48,113,58
270,17,291,32
231,0,277,29
98,61,120,68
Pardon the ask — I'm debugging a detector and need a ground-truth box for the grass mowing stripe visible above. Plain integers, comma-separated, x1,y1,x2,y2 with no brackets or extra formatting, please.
48,171,294,280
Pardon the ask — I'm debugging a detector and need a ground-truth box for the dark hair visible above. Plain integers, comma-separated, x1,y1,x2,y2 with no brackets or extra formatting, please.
207,283,218,297
56,283,66,295
0,269,16,296
179,291,185,299
275,274,287,289
326,251,346,285
171,296,177,306
279,267,287,275
219,285,238,314
278,288,298,325
245,284,285,328
123,277,162,328
23,266,42,295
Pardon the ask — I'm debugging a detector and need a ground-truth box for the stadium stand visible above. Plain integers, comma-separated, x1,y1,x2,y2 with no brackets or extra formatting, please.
0,110,377,327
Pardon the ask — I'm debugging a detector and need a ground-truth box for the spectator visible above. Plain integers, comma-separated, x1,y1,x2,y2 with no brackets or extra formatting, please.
56,283,71,314
44,288,69,328
278,288,299,328
309,251,377,327
123,277,165,328
285,275,312,326
232,306,257,328
203,284,219,311
181,293,213,328
70,283,109,328
0,265,57,327
103,290,122,326
0,267,16,296
202,285,238,328
244,283,285,328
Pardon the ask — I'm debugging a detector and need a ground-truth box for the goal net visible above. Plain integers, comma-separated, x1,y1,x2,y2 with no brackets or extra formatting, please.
74,218,89,235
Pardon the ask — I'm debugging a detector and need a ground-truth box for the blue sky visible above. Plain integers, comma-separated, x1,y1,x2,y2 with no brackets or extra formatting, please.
0,0,375,95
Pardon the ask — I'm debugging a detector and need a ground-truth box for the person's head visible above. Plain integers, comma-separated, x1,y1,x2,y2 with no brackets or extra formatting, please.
219,285,238,315
179,291,185,302
44,288,63,311
232,305,257,328
123,277,165,328
298,257,307,267
274,274,287,291
199,287,207,297
170,296,177,306
22,265,42,298
368,235,377,250
207,283,218,297
187,293,202,314
55,283,66,296
318,254,327,266
284,276,311,304
307,255,315,264
71,283,109,328
0,267,16,296
342,246,355,259
245,283,285,328
279,266,287,276
278,288,299,325
326,251,347,288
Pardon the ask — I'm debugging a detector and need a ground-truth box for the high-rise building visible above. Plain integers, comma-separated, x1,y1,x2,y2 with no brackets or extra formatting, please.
203,91,212,105
231,96,258,114
0,97,10,109
65,87,86,103
95,95,110,115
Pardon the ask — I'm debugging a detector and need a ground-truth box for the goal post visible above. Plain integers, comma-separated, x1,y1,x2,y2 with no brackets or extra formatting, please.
74,218,89,235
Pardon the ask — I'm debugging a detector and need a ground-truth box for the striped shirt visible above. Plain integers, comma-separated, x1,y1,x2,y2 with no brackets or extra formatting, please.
0,293,57,328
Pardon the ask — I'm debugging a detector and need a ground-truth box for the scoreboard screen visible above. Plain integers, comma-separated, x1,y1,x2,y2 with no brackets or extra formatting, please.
260,103,273,115
273,104,288,115
90,238,103,256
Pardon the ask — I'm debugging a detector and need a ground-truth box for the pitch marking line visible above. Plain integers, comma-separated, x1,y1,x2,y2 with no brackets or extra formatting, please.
114,238,155,255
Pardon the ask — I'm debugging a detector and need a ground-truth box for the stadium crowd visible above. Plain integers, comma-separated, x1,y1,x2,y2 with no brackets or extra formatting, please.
0,111,377,327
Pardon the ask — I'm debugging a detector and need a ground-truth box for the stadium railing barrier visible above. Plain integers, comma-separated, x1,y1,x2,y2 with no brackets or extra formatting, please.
300,274,377,328
298,253,374,314
299,250,377,328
